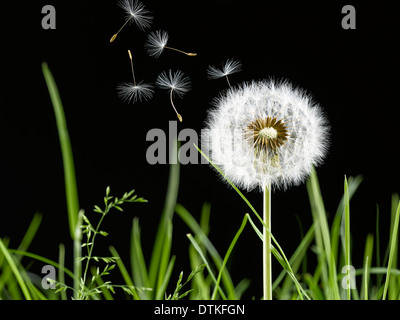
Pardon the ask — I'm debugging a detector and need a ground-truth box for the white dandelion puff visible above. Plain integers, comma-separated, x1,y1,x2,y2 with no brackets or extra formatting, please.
117,50,154,104
156,70,192,122
110,0,153,42
117,82,154,103
202,79,329,192
207,58,242,88
202,79,329,300
145,30,197,58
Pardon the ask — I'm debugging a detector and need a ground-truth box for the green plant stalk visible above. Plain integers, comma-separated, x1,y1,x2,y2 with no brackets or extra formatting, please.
212,214,249,300
80,210,107,299
42,62,81,297
263,184,272,300
344,176,351,300
41,62,80,240
148,139,180,295
382,201,400,300
195,144,309,299
0,239,32,300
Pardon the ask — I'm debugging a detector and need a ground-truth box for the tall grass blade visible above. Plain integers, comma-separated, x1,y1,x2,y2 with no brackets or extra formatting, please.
148,139,180,293
186,233,227,300
175,203,236,299
130,217,150,299
41,62,80,240
306,167,340,299
344,176,351,300
382,200,400,300
0,239,31,300
109,246,140,300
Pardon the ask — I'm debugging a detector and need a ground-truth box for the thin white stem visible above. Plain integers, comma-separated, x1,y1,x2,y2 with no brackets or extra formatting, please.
225,75,232,89
170,90,182,122
110,16,133,42
164,46,197,56
128,50,136,86
263,183,272,300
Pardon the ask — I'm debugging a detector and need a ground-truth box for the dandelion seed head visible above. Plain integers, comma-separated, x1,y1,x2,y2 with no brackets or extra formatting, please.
202,79,329,191
117,81,154,103
156,70,192,98
207,58,242,79
145,30,168,58
118,0,153,31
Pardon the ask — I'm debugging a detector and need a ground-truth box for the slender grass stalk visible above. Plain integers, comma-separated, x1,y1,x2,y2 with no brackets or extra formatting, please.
175,203,237,299
41,62,80,239
361,234,373,300
42,62,81,298
363,256,369,300
212,214,250,300
148,140,180,296
186,234,228,300
382,200,400,300
263,184,272,300
109,246,140,300
344,176,351,300
0,239,31,300
130,217,150,299
307,167,340,299
58,243,67,300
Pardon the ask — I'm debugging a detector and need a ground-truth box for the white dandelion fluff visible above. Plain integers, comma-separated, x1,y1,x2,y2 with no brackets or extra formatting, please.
117,50,154,104
207,58,242,88
156,70,192,122
145,30,197,58
145,30,169,58
117,82,154,103
110,0,153,42
202,79,329,192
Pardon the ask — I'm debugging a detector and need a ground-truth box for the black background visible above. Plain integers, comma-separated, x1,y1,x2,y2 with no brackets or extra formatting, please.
1,1,398,298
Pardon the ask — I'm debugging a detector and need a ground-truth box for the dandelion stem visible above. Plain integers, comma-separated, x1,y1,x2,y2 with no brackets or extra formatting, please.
110,16,132,42
170,90,182,122
128,50,137,86
164,46,197,57
263,183,272,300
225,75,232,89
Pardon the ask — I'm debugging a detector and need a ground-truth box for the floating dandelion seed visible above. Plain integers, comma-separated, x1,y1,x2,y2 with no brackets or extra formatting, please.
145,30,197,58
202,79,329,300
117,50,154,103
110,0,153,43
207,58,242,88
156,70,192,122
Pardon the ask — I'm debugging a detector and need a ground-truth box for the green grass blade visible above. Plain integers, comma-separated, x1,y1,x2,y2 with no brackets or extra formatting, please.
42,62,80,240
186,233,227,300
212,214,249,300
148,139,180,292
382,200,400,300
130,217,149,298
58,243,67,300
344,176,351,300
306,167,340,299
175,203,236,299
156,220,174,299
0,239,32,300
8,249,75,280
109,246,140,300
275,224,315,299
361,234,373,300
0,213,43,295
156,255,176,300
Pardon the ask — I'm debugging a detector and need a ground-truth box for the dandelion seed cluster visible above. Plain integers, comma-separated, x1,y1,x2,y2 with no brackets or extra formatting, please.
202,80,329,191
